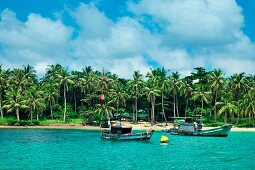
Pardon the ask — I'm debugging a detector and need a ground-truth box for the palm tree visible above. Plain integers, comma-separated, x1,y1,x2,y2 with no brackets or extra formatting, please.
128,71,144,123
45,64,63,80
98,75,113,94
230,73,249,99
192,90,211,118
23,65,37,83
79,68,98,108
243,89,255,124
151,68,169,125
57,68,74,122
208,69,225,122
3,88,27,121
110,89,126,115
71,71,81,112
3,68,31,121
43,80,59,119
181,80,193,117
216,92,238,124
95,101,116,121
169,72,182,117
0,66,6,119
25,86,46,122
236,99,245,124
8,69,27,92
159,78,170,125
144,76,160,125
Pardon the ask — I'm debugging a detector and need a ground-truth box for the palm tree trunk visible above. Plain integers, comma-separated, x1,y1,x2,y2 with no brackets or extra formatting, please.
74,91,77,112
50,101,53,120
162,92,167,125
224,111,227,125
151,100,155,125
116,102,119,115
176,94,179,117
185,97,188,118
236,110,239,125
147,102,150,122
16,107,20,121
173,94,176,117
64,85,67,123
30,108,33,123
0,95,3,119
249,113,251,124
214,91,218,123
135,96,137,123
201,100,204,119
132,104,135,123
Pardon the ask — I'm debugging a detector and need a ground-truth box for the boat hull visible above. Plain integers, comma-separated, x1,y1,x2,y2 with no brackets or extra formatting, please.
101,130,154,141
170,125,232,137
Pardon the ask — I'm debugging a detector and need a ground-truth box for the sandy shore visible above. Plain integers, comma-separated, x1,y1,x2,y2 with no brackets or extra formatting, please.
0,122,255,132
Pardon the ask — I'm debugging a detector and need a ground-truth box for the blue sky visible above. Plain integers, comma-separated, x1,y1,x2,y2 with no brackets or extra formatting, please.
0,0,254,78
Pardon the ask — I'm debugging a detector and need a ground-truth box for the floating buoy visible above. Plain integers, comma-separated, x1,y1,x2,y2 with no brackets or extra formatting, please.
160,135,169,143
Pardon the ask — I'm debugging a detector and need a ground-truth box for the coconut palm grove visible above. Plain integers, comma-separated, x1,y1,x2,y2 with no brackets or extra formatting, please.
0,64,254,127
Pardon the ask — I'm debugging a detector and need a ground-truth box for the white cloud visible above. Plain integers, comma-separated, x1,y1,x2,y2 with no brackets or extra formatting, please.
212,58,255,76
111,57,150,79
34,62,52,75
69,4,155,76
129,0,244,47
0,1,255,78
71,3,113,39
0,9,73,75
129,0,255,75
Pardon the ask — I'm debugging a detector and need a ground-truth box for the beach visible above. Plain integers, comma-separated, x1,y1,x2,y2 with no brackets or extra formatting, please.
0,121,254,132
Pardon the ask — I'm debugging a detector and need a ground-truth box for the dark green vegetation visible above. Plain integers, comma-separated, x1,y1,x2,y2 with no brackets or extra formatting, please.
0,65,254,127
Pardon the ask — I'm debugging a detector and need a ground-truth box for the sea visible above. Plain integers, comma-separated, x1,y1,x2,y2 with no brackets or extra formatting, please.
0,129,254,170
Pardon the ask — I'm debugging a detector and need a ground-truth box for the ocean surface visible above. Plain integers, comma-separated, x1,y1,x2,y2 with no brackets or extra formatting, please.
0,129,254,170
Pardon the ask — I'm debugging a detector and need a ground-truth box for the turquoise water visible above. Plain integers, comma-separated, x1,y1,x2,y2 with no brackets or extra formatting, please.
0,129,254,170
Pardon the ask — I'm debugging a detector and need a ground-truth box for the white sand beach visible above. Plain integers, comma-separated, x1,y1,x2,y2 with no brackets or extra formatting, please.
0,121,254,132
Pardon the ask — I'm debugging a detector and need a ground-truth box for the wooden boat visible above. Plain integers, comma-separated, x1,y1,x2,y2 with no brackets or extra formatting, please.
165,118,232,137
101,122,154,141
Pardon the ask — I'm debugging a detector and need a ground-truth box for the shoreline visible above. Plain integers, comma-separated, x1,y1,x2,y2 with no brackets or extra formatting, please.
0,123,255,132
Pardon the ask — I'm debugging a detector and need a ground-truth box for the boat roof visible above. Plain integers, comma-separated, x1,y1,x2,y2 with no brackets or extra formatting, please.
111,124,132,128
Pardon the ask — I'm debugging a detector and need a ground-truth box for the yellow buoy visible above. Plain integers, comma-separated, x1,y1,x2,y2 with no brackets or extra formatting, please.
160,135,169,143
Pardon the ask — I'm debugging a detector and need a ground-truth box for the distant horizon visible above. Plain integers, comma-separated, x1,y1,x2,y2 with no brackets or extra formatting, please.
0,0,255,78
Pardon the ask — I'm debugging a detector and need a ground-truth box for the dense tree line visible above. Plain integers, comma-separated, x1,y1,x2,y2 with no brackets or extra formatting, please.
0,64,254,126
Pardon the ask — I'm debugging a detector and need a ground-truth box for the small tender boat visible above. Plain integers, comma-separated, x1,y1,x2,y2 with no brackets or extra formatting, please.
101,119,154,141
165,118,232,137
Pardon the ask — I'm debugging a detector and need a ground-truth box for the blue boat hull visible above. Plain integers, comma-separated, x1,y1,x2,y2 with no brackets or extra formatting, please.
170,125,232,137
101,130,154,140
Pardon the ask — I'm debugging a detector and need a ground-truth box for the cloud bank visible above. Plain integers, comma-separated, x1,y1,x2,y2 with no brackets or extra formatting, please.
0,0,254,78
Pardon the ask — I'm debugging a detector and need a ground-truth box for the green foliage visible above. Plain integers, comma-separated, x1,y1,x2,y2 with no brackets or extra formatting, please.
204,122,225,127
0,117,41,126
66,103,79,118
8,119,19,126
0,117,17,125
19,120,30,126
235,123,255,128
33,120,40,125
0,64,254,127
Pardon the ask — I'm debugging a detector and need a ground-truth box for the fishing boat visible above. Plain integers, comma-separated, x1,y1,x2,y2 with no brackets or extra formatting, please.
164,118,232,137
100,119,154,141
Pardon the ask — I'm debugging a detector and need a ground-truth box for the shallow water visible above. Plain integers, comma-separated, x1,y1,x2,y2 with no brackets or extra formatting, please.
0,129,254,170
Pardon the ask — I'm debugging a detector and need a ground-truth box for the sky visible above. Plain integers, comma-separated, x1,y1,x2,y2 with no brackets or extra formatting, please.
0,0,254,78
